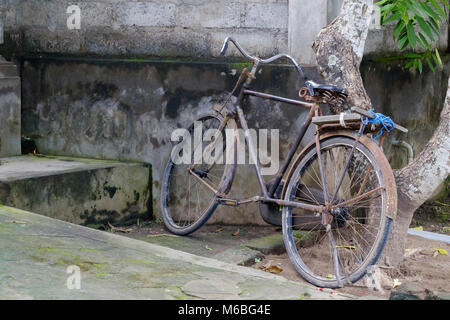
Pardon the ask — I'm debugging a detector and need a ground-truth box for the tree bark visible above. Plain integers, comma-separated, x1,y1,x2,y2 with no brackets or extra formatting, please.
313,0,450,267
385,89,450,265
312,0,373,111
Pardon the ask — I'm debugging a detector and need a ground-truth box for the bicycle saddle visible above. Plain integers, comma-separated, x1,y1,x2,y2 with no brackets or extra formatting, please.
305,80,348,97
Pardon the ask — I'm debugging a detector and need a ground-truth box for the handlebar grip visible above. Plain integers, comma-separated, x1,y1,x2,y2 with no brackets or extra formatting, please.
295,65,307,80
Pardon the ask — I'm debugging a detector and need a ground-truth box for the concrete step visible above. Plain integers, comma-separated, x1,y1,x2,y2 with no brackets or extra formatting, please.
0,64,19,77
0,76,21,157
0,60,13,65
0,155,152,226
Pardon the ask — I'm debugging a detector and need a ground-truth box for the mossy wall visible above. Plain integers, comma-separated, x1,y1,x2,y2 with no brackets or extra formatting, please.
18,54,448,224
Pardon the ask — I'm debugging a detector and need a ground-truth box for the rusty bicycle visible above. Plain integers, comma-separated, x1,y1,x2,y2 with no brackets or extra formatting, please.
161,37,407,288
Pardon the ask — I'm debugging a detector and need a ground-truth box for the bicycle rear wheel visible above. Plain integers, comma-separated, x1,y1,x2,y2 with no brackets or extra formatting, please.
161,112,237,235
282,135,396,288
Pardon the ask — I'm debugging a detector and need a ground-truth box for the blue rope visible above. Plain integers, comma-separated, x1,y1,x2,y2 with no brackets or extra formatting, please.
362,109,395,141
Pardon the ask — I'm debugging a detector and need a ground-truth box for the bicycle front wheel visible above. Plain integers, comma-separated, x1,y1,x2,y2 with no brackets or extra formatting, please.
282,135,396,288
161,112,237,235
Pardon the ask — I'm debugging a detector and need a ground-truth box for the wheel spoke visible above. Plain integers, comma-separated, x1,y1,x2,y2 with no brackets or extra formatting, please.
162,115,233,233
282,137,392,288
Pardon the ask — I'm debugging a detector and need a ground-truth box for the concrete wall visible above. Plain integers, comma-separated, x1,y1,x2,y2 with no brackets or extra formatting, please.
20,56,323,225
1,1,447,64
19,55,448,224
0,1,447,224
1,0,289,60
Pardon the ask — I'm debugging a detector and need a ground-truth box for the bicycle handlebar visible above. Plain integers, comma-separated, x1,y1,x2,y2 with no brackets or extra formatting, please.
220,37,307,80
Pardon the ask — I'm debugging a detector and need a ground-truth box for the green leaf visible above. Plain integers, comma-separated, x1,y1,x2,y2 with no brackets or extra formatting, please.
405,60,415,69
432,52,442,68
420,2,440,20
428,18,441,35
398,33,409,50
383,12,403,24
426,57,436,72
429,0,447,17
404,53,422,58
416,16,435,41
393,20,406,40
408,0,428,18
406,22,417,49
376,0,390,6
418,32,431,47
435,48,443,66
417,58,423,73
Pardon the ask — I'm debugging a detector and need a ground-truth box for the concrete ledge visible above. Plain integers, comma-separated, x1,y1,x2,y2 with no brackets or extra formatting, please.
408,229,450,244
0,155,152,226
0,64,18,77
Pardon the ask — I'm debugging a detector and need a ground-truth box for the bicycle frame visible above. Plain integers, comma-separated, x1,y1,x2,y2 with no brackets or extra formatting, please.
188,63,329,214
188,62,385,217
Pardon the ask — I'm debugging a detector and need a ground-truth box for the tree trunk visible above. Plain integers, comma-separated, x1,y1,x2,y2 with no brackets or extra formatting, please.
385,91,450,266
312,0,373,111
313,0,450,267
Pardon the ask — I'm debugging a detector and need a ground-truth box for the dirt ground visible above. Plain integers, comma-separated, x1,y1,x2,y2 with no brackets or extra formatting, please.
252,233,449,299
251,201,450,299
114,201,449,300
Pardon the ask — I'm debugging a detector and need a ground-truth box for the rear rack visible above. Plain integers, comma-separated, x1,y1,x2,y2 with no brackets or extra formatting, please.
312,107,408,133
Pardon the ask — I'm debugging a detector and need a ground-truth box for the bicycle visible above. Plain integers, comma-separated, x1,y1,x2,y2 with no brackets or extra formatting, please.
161,37,407,288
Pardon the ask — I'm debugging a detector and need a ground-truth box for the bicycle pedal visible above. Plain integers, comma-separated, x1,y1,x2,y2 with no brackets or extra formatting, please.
217,198,239,206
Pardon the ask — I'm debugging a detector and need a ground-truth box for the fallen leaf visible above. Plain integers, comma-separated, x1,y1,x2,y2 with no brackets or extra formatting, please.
336,245,356,250
412,226,423,231
433,248,448,256
262,265,283,274
214,227,224,233
232,228,240,236
205,245,213,251
260,261,283,274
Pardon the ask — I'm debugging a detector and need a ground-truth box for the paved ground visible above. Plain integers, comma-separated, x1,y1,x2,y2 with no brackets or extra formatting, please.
0,205,365,300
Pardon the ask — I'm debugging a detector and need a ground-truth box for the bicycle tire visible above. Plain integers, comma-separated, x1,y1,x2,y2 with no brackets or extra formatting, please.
161,112,237,235
282,135,396,288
